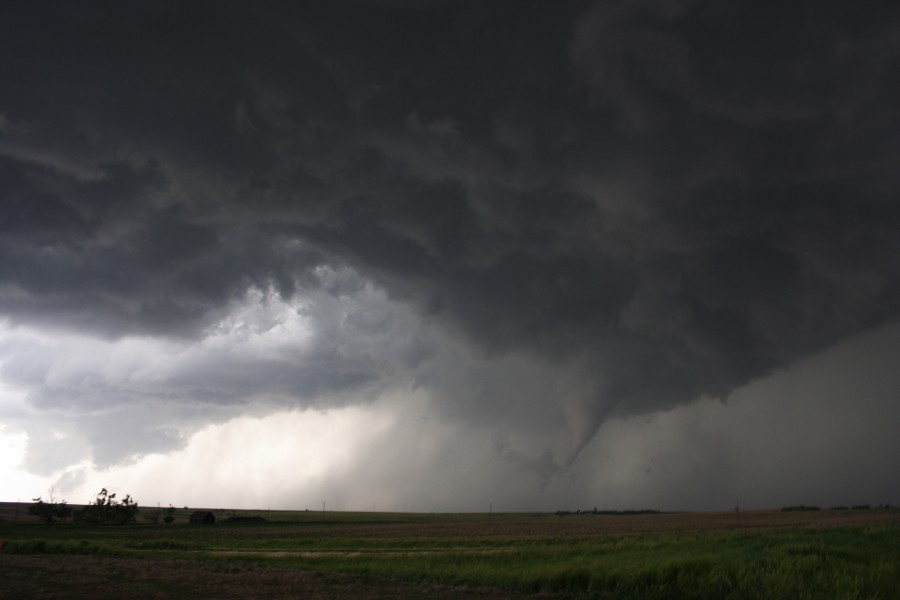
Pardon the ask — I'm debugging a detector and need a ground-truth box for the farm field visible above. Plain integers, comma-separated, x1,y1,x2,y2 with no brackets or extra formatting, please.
1,506,898,599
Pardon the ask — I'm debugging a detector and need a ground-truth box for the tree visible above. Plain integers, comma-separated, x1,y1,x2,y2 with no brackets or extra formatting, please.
75,488,140,525
28,489,73,523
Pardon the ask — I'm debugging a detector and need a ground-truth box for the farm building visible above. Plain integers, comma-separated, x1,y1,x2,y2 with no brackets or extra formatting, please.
189,510,216,525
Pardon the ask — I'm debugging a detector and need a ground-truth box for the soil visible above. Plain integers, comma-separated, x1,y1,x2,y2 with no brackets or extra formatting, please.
0,555,558,600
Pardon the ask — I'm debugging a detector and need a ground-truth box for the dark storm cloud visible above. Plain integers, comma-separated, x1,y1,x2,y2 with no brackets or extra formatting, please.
2,1,899,463
0,151,326,336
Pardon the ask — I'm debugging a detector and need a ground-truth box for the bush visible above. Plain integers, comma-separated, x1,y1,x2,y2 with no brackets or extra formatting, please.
223,515,267,524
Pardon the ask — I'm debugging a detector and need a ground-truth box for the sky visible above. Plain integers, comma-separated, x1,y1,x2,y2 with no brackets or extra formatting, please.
1,0,899,513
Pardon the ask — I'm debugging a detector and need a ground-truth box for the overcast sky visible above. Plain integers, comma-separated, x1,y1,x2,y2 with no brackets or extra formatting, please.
1,1,899,512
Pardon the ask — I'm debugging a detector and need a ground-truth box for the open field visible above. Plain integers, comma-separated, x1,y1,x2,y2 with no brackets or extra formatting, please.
1,506,898,599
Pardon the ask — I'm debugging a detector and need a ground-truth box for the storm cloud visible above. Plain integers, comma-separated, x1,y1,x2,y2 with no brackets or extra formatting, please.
1,1,899,509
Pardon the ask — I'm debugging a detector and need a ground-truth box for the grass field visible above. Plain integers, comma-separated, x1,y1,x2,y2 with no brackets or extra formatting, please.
1,505,897,599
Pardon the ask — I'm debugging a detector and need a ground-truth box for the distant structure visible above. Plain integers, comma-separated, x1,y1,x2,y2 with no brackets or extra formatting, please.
189,510,216,525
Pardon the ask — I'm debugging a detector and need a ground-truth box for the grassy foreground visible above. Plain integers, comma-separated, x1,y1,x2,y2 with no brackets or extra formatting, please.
1,508,898,599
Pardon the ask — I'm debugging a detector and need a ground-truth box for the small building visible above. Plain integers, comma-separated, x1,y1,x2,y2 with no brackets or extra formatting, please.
189,510,216,525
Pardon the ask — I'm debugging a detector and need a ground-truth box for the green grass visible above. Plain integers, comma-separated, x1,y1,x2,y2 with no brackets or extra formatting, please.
248,528,899,598
1,513,898,598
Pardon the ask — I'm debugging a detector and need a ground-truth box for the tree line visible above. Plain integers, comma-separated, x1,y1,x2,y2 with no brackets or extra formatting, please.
28,488,154,525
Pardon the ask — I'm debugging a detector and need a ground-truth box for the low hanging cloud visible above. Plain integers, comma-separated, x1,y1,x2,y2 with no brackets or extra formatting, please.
9,319,899,512
1,1,899,506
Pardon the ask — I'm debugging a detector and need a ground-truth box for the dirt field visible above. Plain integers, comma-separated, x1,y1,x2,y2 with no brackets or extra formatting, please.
0,554,566,600
251,508,898,539
104,507,893,543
